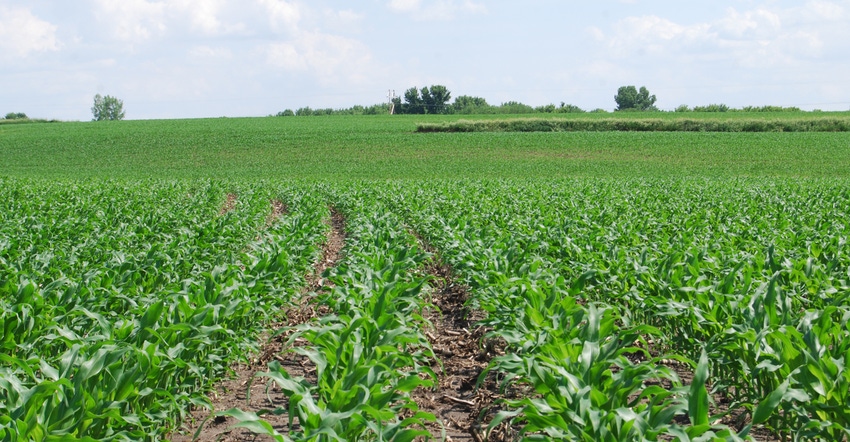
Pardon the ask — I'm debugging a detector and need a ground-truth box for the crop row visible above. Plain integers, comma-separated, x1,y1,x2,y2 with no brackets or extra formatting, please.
385,179,850,441
3,178,849,441
220,186,440,441
0,180,328,440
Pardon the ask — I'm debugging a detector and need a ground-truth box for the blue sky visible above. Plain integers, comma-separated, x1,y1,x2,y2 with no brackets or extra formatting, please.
2,0,849,120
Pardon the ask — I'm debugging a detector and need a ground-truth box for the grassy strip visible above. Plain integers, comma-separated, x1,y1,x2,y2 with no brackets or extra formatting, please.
416,117,850,132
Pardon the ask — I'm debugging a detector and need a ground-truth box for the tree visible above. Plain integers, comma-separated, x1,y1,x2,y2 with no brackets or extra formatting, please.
421,85,451,114
399,85,452,114
535,104,557,113
91,94,125,121
4,112,27,120
497,101,534,114
452,95,490,114
557,103,585,113
614,85,657,111
402,87,425,114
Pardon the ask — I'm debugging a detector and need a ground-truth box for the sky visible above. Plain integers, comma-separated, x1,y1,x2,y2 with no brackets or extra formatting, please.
2,0,850,120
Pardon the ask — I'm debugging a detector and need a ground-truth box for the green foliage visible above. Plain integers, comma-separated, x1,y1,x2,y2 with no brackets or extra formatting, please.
403,87,424,114
276,103,389,117
398,85,452,114
740,105,802,112
389,178,850,440
4,112,27,120
534,103,557,113
417,117,850,133
4,174,850,440
0,180,329,439
421,85,451,114
692,103,730,112
533,103,586,113
312,108,334,116
676,104,804,113
221,188,438,441
497,101,535,114
452,95,490,114
614,85,658,111
557,102,585,113
91,94,125,121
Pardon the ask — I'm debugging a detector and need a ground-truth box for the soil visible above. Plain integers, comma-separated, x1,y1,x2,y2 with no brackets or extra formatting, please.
219,193,238,216
265,199,289,226
170,208,345,442
411,238,517,442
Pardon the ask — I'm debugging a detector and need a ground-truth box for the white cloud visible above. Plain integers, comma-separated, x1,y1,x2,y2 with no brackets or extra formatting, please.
189,45,233,60
0,5,61,57
387,0,486,20
602,15,712,58
92,0,166,42
258,0,301,33
171,0,225,34
389,0,420,13
715,7,781,40
596,3,847,68
92,0,251,42
802,0,847,21
266,41,305,70
321,8,364,32
266,31,374,83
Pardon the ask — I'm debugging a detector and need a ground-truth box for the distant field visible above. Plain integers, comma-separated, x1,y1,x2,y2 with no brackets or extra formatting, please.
1,113,850,179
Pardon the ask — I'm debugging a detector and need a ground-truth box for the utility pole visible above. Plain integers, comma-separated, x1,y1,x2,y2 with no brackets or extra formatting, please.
387,89,396,115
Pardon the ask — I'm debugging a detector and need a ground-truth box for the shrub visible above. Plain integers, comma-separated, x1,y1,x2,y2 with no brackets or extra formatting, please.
535,104,557,113
416,117,850,133
692,104,729,112
497,101,535,114
556,103,585,113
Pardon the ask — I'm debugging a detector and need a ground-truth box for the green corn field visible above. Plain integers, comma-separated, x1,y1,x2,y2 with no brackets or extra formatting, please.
1,115,849,441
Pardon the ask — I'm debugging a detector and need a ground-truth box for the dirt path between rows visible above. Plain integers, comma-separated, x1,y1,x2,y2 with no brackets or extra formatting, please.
412,238,514,442
219,193,238,216
171,207,345,442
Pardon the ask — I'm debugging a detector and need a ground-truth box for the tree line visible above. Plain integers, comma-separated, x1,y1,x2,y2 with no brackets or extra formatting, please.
3,86,812,122
275,84,808,117
276,84,603,117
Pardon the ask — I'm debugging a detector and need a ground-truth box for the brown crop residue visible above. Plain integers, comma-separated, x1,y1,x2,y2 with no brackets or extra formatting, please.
219,193,238,215
264,199,289,226
409,234,516,442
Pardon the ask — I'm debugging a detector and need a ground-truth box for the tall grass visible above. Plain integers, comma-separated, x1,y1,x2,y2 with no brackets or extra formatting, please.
416,117,850,132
